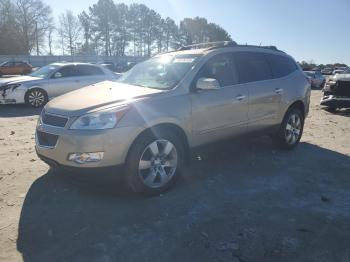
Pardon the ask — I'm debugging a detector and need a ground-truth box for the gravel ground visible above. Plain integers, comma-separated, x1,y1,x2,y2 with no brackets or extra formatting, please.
0,90,349,262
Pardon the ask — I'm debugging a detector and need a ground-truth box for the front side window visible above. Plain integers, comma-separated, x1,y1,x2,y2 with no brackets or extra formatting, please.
195,53,238,87
52,66,78,79
118,54,201,90
233,52,272,84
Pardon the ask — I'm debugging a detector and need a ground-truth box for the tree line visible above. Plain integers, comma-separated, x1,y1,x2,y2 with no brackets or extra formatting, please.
0,0,232,56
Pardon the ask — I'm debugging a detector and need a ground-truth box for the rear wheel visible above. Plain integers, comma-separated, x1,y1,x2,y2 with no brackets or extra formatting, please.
125,129,184,196
272,107,304,150
325,107,337,113
319,80,326,89
25,88,48,108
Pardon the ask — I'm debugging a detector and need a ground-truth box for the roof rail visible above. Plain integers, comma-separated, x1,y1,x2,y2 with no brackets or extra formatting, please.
177,41,284,53
178,41,237,51
236,44,283,52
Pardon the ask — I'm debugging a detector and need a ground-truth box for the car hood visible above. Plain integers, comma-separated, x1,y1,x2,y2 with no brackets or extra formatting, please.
331,74,350,82
0,76,42,87
45,81,164,117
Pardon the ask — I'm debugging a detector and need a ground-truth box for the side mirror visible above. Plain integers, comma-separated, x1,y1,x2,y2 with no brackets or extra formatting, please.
53,72,62,79
196,78,221,91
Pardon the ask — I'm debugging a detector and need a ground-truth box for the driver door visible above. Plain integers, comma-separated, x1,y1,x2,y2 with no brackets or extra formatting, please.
190,53,249,146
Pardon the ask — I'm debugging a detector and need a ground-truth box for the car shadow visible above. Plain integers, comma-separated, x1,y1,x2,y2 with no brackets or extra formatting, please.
322,107,350,117
16,139,350,262
0,104,41,117
334,108,350,117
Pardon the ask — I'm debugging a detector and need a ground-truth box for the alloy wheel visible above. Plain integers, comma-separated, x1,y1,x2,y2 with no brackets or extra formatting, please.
138,139,178,188
28,90,45,107
285,113,302,145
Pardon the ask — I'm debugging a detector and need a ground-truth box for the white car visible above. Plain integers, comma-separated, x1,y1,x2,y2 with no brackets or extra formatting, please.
328,68,350,82
0,63,119,107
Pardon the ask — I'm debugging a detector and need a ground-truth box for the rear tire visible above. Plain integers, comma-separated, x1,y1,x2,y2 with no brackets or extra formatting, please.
272,107,304,150
125,129,185,196
25,88,48,108
325,107,337,113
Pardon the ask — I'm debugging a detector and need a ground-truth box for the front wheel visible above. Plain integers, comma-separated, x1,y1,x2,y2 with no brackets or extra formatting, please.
272,107,304,150
125,130,184,196
25,88,48,108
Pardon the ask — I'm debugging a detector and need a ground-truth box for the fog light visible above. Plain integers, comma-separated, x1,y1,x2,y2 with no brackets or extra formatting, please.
68,152,104,164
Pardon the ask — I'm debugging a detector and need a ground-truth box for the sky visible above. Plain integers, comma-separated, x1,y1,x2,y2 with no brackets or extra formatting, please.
45,0,350,65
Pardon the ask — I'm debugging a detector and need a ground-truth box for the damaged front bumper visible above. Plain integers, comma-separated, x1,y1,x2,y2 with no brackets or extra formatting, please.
0,88,26,104
320,95,350,108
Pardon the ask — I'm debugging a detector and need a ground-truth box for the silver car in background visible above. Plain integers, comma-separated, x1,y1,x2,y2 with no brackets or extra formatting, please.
304,70,326,88
0,63,118,107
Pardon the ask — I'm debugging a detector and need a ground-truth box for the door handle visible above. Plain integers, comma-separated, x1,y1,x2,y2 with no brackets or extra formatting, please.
235,95,246,101
275,88,283,94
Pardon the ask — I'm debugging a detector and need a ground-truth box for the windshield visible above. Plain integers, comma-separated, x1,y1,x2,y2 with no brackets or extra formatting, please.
30,64,60,78
343,68,350,74
118,54,202,90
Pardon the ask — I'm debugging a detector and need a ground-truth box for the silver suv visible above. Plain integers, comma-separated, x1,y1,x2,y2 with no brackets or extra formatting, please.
36,42,311,195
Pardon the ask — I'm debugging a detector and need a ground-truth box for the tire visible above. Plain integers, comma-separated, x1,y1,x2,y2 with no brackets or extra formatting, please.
271,107,304,150
0,71,3,77
325,107,337,113
319,81,325,89
125,129,185,196
25,88,48,108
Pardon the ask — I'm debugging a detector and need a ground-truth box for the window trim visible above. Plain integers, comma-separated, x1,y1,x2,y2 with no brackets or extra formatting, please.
263,53,298,80
191,52,239,91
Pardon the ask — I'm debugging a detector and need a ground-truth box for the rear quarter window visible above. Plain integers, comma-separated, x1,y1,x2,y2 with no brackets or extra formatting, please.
233,52,272,84
265,54,297,78
75,65,104,76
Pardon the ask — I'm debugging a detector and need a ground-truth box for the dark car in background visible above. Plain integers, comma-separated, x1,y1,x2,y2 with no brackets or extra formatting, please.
0,61,32,76
321,68,350,111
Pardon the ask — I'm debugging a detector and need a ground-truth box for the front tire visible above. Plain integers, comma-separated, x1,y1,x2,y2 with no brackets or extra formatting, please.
272,107,304,150
25,88,48,108
125,129,185,196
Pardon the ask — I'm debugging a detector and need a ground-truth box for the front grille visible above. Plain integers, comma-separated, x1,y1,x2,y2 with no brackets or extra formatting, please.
42,112,68,128
37,131,58,147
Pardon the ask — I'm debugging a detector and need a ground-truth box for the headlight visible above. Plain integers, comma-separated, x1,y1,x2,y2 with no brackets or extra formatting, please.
69,106,129,130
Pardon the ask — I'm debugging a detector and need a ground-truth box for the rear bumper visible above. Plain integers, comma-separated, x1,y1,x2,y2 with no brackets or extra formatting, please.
320,95,350,108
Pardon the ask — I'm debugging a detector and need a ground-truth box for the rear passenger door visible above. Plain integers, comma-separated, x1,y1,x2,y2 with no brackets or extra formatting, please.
233,52,281,131
74,65,107,87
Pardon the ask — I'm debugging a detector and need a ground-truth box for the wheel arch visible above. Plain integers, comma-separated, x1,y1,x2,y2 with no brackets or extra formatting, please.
126,123,191,165
24,87,49,106
287,100,305,117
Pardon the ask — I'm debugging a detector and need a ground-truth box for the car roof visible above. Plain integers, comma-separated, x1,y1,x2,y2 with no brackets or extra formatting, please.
50,62,102,67
156,43,290,59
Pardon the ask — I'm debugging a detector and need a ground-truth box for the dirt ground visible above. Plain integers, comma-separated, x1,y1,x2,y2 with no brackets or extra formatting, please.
0,90,349,262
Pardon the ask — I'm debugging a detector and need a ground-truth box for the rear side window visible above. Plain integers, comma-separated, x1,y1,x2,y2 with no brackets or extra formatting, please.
233,52,272,84
75,65,104,76
196,53,238,87
265,54,297,78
